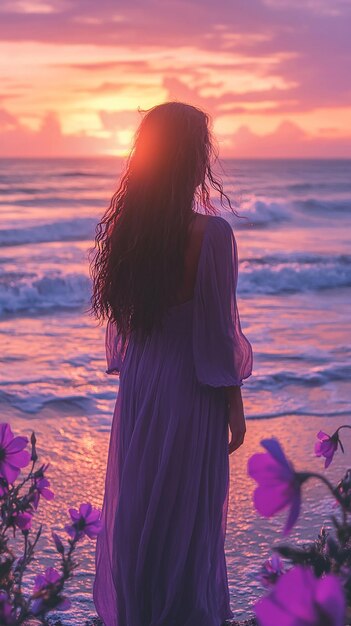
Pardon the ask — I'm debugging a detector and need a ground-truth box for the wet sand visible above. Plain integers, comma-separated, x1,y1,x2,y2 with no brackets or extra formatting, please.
3,399,350,624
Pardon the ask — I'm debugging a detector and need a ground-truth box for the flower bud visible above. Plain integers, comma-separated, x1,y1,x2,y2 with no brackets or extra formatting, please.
30,431,38,463
52,531,64,554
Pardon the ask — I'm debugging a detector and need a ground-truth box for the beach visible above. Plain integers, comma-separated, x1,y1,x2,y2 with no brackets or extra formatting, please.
4,402,351,624
0,157,350,623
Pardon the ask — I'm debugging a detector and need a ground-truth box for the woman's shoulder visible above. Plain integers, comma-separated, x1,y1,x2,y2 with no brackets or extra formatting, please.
193,213,232,232
191,215,234,258
209,214,232,229
204,215,234,245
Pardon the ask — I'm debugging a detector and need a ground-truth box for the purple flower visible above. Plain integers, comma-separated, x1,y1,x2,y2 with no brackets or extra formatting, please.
260,554,285,588
247,438,301,535
32,477,54,509
31,567,71,615
315,430,339,468
65,503,102,540
0,423,30,483
14,511,32,531
0,591,14,625
254,565,345,626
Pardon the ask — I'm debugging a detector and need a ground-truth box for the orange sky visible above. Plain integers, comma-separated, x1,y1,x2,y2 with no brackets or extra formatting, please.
1,0,351,158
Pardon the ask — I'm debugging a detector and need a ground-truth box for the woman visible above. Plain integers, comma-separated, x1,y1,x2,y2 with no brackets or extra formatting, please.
90,101,253,626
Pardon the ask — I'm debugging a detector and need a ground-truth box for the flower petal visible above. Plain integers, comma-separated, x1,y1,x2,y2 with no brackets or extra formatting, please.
41,487,55,501
254,595,296,626
256,566,318,623
314,441,323,456
45,567,60,584
15,512,32,530
315,573,345,626
283,492,301,535
79,503,92,518
325,455,334,469
6,436,28,454
248,453,293,485
65,523,77,538
68,508,79,521
260,438,294,473
253,484,292,517
1,461,20,483
317,430,329,441
0,423,14,447
6,449,31,468
86,509,101,524
31,598,43,615
85,520,103,538
34,574,47,592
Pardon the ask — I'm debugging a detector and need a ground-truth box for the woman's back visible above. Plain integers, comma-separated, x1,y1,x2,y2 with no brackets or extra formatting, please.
172,213,210,306
94,214,253,626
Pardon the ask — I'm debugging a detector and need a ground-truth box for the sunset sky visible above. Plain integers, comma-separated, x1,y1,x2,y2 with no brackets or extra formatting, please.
1,0,351,158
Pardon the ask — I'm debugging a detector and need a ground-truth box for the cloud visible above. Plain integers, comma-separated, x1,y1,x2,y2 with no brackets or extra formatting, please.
0,109,115,156
1,107,350,158
220,121,351,158
0,0,350,156
99,109,142,131
0,0,63,14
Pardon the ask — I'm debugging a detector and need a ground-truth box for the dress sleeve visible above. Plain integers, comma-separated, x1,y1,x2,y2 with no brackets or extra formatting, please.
105,319,129,375
193,216,253,387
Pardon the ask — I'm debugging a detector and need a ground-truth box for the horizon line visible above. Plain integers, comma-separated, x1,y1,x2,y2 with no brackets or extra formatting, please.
1,155,351,161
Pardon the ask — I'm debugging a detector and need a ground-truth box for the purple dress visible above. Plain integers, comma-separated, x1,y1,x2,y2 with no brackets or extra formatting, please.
93,215,253,626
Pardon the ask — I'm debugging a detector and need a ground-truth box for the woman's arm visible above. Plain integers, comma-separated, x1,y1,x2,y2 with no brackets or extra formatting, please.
225,385,246,454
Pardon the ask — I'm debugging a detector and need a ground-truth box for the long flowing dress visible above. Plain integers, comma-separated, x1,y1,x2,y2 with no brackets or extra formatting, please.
93,214,253,626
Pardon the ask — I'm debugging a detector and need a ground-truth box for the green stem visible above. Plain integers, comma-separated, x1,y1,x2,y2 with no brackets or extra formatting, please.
17,532,28,595
300,471,346,507
303,471,349,533
335,424,351,435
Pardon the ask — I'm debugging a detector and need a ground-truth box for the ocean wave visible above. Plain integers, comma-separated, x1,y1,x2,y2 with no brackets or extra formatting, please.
231,200,292,227
1,197,348,250
231,196,351,228
248,408,351,420
239,253,351,294
294,198,351,213
248,364,351,389
59,170,105,178
0,197,102,208
1,251,350,318
0,385,117,415
1,202,291,246
0,364,351,416
287,182,351,194
0,271,91,317
0,218,96,246
0,389,94,414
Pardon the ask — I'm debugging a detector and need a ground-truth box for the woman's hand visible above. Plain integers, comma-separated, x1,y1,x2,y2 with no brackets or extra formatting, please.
225,386,246,454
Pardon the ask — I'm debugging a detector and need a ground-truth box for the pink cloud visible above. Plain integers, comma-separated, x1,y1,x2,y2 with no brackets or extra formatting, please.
1,108,350,158
0,110,113,157
223,121,351,158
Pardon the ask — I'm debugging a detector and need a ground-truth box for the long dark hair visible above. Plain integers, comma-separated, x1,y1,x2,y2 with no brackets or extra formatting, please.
89,101,242,341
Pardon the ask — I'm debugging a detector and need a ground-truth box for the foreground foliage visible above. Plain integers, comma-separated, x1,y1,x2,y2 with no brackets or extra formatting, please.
248,424,351,626
0,423,102,624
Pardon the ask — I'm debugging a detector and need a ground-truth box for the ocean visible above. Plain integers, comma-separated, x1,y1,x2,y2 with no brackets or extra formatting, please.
0,157,350,623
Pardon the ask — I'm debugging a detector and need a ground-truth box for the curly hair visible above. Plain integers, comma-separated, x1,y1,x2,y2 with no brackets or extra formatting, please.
89,101,243,342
